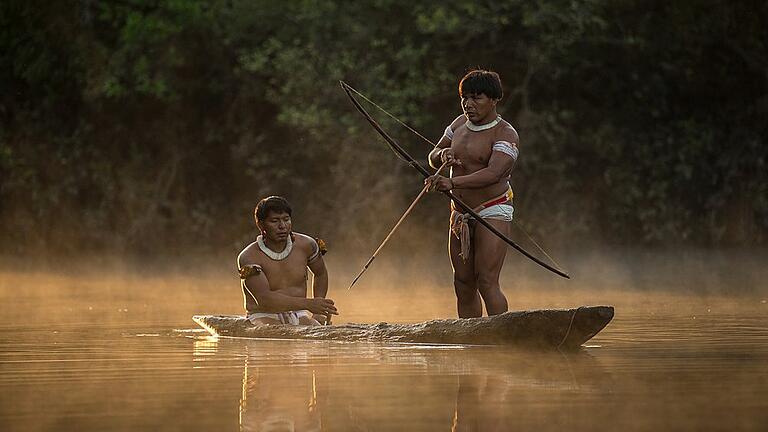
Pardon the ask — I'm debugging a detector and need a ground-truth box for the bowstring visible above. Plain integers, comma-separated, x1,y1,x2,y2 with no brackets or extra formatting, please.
512,220,566,274
342,82,439,149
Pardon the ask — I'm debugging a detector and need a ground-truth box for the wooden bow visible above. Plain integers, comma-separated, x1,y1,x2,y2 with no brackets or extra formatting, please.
339,80,570,279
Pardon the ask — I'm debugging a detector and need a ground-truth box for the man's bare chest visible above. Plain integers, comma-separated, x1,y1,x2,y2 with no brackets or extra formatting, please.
258,253,308,289
452,129,495,165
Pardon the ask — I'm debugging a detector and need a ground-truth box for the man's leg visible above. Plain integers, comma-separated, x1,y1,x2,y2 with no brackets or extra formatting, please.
449,226,482,318
473,218,511,315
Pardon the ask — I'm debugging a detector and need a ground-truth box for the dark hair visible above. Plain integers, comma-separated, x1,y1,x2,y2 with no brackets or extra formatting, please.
255,196,292,221
459,69,503,100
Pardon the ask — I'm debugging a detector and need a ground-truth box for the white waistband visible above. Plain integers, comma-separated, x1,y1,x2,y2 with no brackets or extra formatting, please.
455,203,514,222
247,310,312,325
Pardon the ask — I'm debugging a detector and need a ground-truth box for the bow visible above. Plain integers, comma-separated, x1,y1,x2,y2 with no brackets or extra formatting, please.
339,80,570,279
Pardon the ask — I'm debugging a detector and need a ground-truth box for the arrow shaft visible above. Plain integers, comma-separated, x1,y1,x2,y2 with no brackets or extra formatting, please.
348,162,447,290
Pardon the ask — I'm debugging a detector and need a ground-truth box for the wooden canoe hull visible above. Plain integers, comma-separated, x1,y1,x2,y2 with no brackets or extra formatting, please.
193,306,613,350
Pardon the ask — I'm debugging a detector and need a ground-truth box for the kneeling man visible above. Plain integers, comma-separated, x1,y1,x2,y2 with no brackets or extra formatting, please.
237,196,338,325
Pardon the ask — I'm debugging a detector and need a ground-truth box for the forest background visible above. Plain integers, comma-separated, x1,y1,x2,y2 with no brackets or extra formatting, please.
2,0,766,269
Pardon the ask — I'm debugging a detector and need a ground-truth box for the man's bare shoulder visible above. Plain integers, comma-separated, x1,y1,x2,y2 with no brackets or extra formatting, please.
497,120,520,144
237,242,263,267
291,232,318,256
449,114,465,131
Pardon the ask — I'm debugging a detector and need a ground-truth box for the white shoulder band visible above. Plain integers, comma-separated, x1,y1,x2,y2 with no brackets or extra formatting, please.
442,125,454,141
493,141,519,161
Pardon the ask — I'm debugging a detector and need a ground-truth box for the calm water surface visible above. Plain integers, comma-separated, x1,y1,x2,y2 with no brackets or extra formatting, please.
1,271,767,431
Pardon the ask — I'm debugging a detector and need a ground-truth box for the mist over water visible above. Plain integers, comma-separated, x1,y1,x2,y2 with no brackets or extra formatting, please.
1,249,767,431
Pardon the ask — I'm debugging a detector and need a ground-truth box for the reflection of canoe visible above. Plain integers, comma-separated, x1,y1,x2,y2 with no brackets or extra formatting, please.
193,306,613,350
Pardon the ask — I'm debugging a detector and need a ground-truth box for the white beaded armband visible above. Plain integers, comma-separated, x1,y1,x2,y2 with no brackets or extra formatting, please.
492,141,519,161
443,125,454,141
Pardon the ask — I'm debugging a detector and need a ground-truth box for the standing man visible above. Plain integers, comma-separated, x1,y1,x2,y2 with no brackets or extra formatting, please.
237,196,338,325
425,70,519,318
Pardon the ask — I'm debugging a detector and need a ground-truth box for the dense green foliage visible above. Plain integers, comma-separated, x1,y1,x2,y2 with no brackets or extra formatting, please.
1,0,766,255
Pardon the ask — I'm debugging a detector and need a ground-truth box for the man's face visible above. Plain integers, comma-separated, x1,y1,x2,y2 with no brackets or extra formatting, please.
461,92,497,124
257,211,292,242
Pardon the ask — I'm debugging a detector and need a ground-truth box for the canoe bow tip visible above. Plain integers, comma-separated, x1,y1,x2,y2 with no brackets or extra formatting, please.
598,305,615,320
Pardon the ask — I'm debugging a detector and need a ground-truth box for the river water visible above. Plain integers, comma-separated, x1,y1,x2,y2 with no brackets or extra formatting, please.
1,267,767,431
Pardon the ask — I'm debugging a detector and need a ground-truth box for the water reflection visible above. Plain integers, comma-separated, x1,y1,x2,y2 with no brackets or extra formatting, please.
207,338,609,432
240,353,323,431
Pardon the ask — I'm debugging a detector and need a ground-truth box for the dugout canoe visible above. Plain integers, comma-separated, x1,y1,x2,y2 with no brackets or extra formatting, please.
193,306,613,350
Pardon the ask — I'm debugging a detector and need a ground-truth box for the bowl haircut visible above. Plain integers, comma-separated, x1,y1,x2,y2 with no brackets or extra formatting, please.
459,69,503,100
255,196,292,222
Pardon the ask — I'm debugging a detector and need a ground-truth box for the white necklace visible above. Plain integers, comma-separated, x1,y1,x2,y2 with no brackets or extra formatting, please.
466,115,501,132
257,235,293,260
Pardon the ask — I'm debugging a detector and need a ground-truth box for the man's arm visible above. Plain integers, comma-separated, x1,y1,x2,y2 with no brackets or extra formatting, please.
308,255,328,299
428,136,452,168
428,115,464,168
307,255,331,324
241,269,336,316
451,150,516,189
241,268,311,312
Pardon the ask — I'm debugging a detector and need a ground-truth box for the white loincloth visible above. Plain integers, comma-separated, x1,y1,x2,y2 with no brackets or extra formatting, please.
247,310,313,325
472,203,514,221
450,202,515,261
